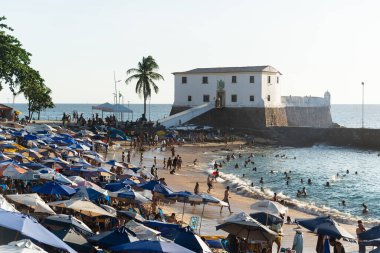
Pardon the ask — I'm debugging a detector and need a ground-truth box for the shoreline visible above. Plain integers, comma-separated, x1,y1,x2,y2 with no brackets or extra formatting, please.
121,142,360,252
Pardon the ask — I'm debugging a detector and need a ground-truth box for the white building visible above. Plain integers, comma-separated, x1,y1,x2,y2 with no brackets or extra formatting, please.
172,65,282,108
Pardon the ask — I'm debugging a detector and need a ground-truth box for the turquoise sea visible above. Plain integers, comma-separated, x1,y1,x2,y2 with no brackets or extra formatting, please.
8,103,380,223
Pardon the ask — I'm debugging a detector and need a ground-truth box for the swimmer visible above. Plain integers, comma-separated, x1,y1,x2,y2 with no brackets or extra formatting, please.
308,179,312,185
242,174,245,178
301,179,304,184
251,182,254,187
251,161,255,165
362,203,369,214
260,187,264,192
325,181,330,187
296,190,302,197
301,187,307,196
252,167,257,171
336,173,339,177
355,171,358,175
259,177,264,184
294,157,296,159
346,169,349,174
342,200,346,206
238,154,242,158
270,170,274,174
286,180,289,185
234,163,239,169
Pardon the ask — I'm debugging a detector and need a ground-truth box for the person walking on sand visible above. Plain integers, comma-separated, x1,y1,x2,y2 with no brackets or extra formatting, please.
207,175,213,193
163,158,166,169
194,182,199,195
167,157,172,170
356,220,366,253
127,151,131,163
121,152,125,163
171,146,175,157
154,156,157,166
220,186,232,214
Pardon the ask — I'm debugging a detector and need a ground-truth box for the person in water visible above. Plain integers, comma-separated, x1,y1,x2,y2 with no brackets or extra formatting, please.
301,187,307,196
341,200,346,206
273,192,278,202
259,177,264,184
307,179,312,184
362,203,369,214
325,181,330,187
234,163,239,169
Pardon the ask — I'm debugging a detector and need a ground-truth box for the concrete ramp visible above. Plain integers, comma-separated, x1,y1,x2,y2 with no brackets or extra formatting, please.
158,102,214,128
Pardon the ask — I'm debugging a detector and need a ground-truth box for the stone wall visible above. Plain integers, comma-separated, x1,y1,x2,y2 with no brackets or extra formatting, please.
170,106,333,129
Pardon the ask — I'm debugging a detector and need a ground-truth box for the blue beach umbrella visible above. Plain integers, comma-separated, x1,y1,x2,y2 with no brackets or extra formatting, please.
88,226,138,249
105,159,125,168
358,225,380,241
73,186,108,201
32,181,76,196
0,210,75,253
360,238,380,247
109,240,196,253
143,220,181,240
109,188,150,204
296,216,356,241
136,180,161,191
174,228,213,253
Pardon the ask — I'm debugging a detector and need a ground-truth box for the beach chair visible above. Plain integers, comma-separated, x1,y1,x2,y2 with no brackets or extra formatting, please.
189,216,199,231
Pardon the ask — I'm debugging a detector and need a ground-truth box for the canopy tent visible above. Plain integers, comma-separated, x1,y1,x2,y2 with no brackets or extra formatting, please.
92,103,133,119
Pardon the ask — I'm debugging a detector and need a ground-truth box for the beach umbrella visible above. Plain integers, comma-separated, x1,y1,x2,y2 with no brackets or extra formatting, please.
216,212,278,242
137,180,174,196
250,200,288,216
105,181,129,192
13,170,40,181
125,220,161,240
360,238,380,247
68,175,86,183
37,169,74,185
358,225,380,240
100,204,117,216
143,220,181,241
119,210,146,223
0,153,12,161
42,214,93,236
88,226,138,249
105,159,125,168
0,210,75,253
42,158,69,166
6,194,56,215
22,149,43,159
0,162,27,178
52,228,95,253
173,228,212,253
75,180,102,189
77,130,94,137
167,191,197,222
32,182,76,196
109,240,196,253
0,239,48,253
20,162,49,170
5,153,33,163
69,143,90,151
296,216,356,241
109,188,150,204
195,193,228,234
83,154,105,163
0,194,19,212
249,212,284,226
72,186,108,201
48,198,115,217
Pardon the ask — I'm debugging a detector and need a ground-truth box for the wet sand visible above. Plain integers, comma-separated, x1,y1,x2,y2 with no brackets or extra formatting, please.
113,142,360,253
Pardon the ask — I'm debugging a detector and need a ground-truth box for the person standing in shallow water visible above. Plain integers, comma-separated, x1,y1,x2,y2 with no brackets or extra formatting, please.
220,186,232,214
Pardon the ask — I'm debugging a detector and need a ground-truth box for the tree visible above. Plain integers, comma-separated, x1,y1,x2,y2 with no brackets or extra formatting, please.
125,56,164,120
0,16,33,94
19,69,54,121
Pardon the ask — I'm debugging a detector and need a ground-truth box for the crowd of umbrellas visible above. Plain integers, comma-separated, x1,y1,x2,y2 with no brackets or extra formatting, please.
0,125,379,252
0,125,230,252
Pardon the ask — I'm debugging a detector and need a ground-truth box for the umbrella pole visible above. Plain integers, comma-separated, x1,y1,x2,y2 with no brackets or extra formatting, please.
198,203,206,235
181,201,186,223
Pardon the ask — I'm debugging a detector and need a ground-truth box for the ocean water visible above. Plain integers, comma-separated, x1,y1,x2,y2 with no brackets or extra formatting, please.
7,103,380,128
8,103,173,122
207,145,380,224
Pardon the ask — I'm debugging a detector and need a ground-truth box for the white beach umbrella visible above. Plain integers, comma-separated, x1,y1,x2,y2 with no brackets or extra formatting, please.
0,239,48,253
6,194,55,215
48,198,115,217
0,194,19,212
68,175,86,183
250,200,288,215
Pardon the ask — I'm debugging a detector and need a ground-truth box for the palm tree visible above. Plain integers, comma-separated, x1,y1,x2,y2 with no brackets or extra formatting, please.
125,56,164,120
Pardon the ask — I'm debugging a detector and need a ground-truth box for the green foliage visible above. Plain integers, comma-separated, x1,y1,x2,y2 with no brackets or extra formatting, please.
0,16,54,120
125,56,164,120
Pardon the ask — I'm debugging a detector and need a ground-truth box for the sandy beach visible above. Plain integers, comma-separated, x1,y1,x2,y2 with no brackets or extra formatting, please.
115,141,361,253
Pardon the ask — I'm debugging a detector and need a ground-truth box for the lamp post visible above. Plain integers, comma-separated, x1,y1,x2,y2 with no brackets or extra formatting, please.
361,82,365,128
113,71,121,120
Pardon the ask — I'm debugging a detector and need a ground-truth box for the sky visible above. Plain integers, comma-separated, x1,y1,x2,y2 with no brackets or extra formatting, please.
1,0,379,104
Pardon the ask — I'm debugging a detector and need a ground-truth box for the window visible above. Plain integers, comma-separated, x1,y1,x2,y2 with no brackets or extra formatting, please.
268,76,271,84
188,96,192,102
250,95,255,101
182,77,187,84
202,76,208,84
232,76,237,83
231,94,237,102
277,76,279,83
203,95,210,102
250,76,255,83
267,95,271,101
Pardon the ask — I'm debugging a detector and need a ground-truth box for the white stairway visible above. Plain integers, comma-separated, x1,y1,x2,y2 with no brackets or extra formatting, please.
158,102,214,128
